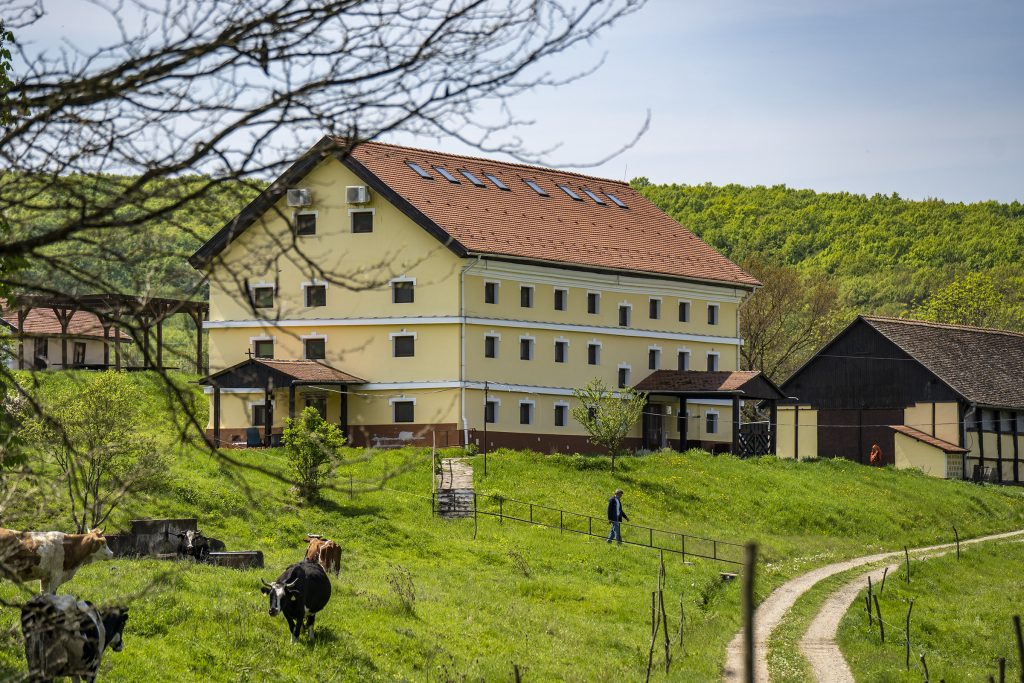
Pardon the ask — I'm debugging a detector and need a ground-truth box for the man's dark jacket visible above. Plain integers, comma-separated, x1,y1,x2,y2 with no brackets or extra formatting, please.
607,496,629,522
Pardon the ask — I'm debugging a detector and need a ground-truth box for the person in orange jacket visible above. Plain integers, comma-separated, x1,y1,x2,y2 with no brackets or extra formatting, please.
869,443,882,466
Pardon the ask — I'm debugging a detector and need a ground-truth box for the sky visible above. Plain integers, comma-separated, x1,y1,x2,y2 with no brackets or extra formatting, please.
15,0,1024,203
395,0,1024,203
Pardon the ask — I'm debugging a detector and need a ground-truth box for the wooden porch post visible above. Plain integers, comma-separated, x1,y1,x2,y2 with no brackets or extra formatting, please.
156,316,164,370
52,307,73,369
289,384,296,421
113,325,122,371
794,404,800,462
264,377,274,446
102,324,111,368
212,386,221,447
15,309,27,370
340,388,349,440
769,400,778,455
141,322,151,369
190,308,206,375
678,397,687,450
731,395,741,456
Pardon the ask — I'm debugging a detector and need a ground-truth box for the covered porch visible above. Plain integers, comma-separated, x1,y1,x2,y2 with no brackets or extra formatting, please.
634,370,788,456
198,358,364,447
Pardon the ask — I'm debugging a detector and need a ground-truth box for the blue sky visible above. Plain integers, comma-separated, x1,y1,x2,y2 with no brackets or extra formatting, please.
397,0,1024,203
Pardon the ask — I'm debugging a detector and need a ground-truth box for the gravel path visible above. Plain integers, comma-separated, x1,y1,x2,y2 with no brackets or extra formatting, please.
722,528,1024,682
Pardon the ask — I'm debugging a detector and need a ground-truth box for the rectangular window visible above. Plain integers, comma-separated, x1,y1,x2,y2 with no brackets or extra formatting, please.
519,402,534,425
707,353,719,372
618,305,631,327
485,282,499,304
351,210,373,233
484,336,498,359
304,338,326,360
587,343,600,366
520,285,534,308
304,284,326,307
252,286,274,309
554,288,567,311
677,351,690,372
33,338,47,360
618,367,630,389
73,342,86,366
485,400,498,424
587,292,600,314
648,348,660,370
706,413,718,434
303,397,327,419
295,212,317,236
252,404,267,427
649,298,661,320
554,340,568,363
392,281,414,304
587,406,598,422
393,401,415,423
253,339,274,359
554,404,567,427
678,301,690,323
708,304,720,325
393,335,415,358
520,338,534,361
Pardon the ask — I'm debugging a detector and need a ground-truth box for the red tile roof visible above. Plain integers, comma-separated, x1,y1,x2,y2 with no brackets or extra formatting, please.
256,359,364,383
0,306,132,342
634,370,786,400
346,140,759,287
890,424,967,454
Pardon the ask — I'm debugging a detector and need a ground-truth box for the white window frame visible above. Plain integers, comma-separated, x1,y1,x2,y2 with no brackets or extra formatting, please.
349,207,375,233
390,276,416,304
300,333,327,360
705,410,719,435
707,351,720,372
708,303,720,326
249,283,276,309
293,210,319,236
587,339,602,366
554,287,568,311
519,334,535,361
249,400,272,426
617,363,631,389
677,347,691,371
390,332,417,357
520,284,535,308
554,336,570,364
648,345,662,370
389,397,416,423
518,399,535,425
618,302,632,327
484,332,501,359
678,299,691,323
649,297,662,320
587,291,601,315
484,280,501,304
484,397,501,424
554,401,570,428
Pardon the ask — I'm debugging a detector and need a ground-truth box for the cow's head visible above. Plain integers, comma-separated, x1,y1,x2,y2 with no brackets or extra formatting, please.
175,530,207,551
86,528,114,561
260,578,299,616
100,607,129,652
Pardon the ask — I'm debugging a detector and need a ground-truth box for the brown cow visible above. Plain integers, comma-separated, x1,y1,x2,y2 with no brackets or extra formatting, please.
303,535,341,577
0,528,113,593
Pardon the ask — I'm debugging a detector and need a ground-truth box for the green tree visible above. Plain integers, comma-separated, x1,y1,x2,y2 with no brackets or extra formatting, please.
914,273,1019,329
25,372,165,533
282,406,346,502
571,378,646,471
0,21,15,126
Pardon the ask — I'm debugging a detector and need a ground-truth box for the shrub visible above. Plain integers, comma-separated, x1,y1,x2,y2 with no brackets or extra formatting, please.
282,406,346,502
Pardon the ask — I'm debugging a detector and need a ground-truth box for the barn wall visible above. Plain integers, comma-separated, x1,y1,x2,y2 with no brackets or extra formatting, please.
893,433,950,478
776,406,818,460
903,402,960,446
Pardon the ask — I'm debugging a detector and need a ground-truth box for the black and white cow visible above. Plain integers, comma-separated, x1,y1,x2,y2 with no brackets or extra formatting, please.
174,529,226,562
21,594,128,682
260,561,331,644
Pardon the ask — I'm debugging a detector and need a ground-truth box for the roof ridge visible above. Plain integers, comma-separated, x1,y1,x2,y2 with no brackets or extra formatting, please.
862,315,1024,339
343,138,633,188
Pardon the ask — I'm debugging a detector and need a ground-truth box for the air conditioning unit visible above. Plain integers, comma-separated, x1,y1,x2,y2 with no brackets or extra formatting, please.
287,188,312,207
346,185,370,204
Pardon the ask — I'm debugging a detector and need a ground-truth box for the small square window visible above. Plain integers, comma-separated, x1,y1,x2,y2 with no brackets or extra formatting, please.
519,403,533,425
393,335,415,358
295,213,317,236
707,353,719,372
706,413,718,434
485,282,499,304
520,286,534,308
520,338,534,361
708,304,719,326
554,341,568,363
392,281,414,304
587,292,600,315
618,305,631,327
252,286,274,309
588,343,600,366
305,285,326,308
304,338,326,360
485,400,498,424
677,351,690,372
649,298,661,320
648,349,660,370
352,211,373,233
253,340,274,359
554,405,567,427
679,301,691,323
554,289,567,311
484,336,498,358
393,401,415,423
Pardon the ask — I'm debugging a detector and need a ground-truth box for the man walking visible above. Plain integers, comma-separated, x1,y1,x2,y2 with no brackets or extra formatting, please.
606,489,629,545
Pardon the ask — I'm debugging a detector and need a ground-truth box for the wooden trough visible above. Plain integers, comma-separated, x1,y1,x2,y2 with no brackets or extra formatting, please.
208,551,264,569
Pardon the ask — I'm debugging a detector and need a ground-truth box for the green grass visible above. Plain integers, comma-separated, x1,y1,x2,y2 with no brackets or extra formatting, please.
2,372,1024,681
837,540,1024,682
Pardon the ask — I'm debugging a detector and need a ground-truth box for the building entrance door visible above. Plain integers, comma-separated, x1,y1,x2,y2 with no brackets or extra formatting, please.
642,404,666,450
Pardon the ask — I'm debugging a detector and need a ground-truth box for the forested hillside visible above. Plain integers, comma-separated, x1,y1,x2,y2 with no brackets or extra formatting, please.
633,180,1024,322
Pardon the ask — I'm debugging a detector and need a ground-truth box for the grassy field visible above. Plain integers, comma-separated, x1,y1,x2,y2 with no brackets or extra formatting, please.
2,372,1024,681
837,540,1024,682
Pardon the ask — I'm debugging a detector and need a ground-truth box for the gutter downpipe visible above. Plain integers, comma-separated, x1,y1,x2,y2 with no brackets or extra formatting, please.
460,256,482,447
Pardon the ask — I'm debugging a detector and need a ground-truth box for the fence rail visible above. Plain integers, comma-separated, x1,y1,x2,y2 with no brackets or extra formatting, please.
434,490,744,566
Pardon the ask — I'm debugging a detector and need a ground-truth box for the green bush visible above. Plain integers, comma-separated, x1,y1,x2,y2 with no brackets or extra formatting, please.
282,406,346,502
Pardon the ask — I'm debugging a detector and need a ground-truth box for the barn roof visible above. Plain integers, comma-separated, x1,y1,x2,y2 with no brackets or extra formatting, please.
190,137,758,289
634,370,786,401
863,316,1024,409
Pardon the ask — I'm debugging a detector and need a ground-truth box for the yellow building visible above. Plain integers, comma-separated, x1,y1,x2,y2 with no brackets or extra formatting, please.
191,138,771,451
776,316,1024,483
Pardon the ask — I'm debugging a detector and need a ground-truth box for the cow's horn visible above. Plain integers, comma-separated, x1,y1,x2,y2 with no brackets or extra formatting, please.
284,578,299,588
260,578,272,588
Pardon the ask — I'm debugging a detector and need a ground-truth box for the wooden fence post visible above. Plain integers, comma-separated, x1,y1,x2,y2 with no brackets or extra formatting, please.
873,594,884,643
905,599,914,669
1013,615,1023,683
880,566,888,594
954,525,960,560
904,545,911,583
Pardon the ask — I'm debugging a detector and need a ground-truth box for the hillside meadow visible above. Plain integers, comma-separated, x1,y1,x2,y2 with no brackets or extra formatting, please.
2,372,1024,680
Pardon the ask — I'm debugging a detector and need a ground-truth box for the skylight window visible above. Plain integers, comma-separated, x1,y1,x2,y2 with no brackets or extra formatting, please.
582,188,606,205
433,166,460,183
524,179,548,196
605,191,628,208
459,169,485,187
407,161,433,179
558,184,582,201
484,173,510,191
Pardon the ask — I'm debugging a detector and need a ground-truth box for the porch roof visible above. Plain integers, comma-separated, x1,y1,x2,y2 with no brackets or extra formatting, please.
198,358,365,389
635,370,787,401
890,425,968,454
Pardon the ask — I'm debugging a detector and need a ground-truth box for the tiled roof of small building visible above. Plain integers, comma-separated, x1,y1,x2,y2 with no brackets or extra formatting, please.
0,306,132,342
890,424,968,453
255,359,365,383
864,316,1024,409
634,370,785,400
